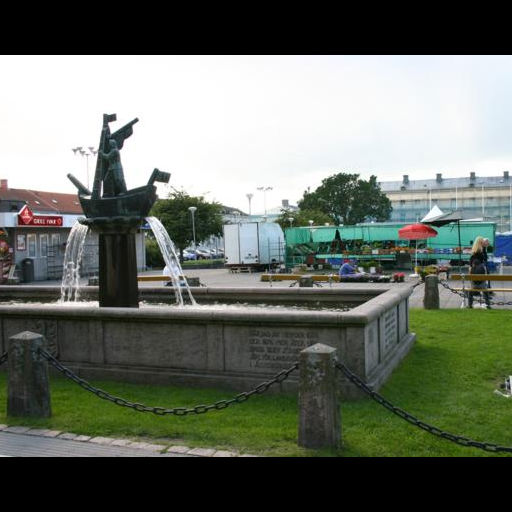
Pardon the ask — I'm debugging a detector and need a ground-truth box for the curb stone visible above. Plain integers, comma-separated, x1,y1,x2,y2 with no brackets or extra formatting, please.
75,435,92,442
41,430,62,438
4,426,31,434
128,441,164,452
213,450,237,457
89,436,116,445
26,428,63,437
187,448,216,457
166,445,191,454
58,432,78,440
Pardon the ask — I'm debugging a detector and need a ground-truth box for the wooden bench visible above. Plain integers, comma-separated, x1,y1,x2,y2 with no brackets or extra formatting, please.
137,275,178,282
449,274,512,293
260,274,391,283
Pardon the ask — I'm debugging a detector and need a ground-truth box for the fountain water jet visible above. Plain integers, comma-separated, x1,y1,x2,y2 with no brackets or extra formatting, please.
59,222,89,302
145,216,197,306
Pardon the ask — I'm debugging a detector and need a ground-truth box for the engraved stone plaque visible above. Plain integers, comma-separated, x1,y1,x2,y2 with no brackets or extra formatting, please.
382,309,397,354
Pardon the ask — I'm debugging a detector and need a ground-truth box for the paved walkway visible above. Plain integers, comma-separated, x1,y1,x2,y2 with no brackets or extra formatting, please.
0,425,253,458
137,267,512,310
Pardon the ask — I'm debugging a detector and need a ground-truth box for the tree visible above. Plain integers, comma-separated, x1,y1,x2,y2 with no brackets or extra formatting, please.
275,208,334,231
298,172,392,225
149,190,224,261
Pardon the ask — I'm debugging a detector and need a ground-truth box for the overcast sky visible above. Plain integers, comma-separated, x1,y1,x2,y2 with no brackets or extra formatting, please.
1,54,512,214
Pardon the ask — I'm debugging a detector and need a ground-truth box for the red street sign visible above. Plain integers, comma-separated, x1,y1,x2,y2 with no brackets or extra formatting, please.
18,205,63,227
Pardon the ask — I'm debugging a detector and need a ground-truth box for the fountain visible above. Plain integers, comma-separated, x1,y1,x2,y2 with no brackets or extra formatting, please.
0,114,417,398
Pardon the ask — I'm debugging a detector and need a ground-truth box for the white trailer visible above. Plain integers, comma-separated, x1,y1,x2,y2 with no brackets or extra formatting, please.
223,222,285,270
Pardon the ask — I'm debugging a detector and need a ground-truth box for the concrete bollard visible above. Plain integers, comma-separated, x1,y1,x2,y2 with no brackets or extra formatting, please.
7,331,51,418
298,343,340,449
299,275,314,287
423,274,440,309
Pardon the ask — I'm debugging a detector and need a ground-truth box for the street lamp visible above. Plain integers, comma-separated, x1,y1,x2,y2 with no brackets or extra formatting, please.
72,146,97,190
288,217,294,228
188,206,197,251
257,186,273,215
246,193,253,216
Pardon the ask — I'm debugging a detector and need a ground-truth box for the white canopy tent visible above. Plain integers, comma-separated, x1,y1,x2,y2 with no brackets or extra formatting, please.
420,205,444,223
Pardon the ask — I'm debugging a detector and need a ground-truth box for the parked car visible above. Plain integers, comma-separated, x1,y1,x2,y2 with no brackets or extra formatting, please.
182,249,197,261
209,249,224,259
195,248,212,260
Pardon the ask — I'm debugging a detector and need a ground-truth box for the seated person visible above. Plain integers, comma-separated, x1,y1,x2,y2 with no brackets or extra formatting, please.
163,261,186,287
338,259,366,278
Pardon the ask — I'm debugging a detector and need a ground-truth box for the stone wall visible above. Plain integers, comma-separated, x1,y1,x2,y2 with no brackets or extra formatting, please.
0,285,416,399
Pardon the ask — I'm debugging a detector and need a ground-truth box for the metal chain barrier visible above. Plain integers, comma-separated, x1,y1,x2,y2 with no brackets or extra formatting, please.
439,278,466,298
0,352,7,366
439,278,512,306
39,348,298,416
335,359,512,454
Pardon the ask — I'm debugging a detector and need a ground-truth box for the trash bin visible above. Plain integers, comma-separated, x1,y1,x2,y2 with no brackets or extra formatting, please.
22,258,34,283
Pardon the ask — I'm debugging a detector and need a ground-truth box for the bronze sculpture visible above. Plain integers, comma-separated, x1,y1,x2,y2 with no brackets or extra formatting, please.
67,114,170,308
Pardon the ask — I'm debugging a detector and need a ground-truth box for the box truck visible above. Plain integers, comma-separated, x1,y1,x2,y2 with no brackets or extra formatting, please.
223,222,285,270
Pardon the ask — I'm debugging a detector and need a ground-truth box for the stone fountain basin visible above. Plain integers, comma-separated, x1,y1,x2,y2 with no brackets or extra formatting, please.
0,284,416,399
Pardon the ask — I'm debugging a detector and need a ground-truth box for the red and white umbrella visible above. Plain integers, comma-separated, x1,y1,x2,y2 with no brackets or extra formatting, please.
398,223,438,275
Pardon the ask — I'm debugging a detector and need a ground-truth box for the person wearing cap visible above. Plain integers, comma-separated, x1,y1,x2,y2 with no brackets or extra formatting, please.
339,259,365,278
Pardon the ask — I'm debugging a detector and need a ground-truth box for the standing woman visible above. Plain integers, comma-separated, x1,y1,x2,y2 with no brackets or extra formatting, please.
467,236,491,309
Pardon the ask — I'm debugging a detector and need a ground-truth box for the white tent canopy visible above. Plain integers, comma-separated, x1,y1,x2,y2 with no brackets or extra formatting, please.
420,205,444,223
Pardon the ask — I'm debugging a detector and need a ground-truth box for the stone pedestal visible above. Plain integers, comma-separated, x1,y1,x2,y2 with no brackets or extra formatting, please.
99,232,139,308
7,331,51,418
298,343,340,449
82,217,142,308
423,274,440,309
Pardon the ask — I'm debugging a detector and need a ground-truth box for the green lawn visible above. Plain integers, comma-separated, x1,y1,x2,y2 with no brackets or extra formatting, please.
1,309,511,457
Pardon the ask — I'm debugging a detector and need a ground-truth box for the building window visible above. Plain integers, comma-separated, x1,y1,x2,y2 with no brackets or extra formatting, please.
40,234,48,257
27,234,37,257
51,234,60,248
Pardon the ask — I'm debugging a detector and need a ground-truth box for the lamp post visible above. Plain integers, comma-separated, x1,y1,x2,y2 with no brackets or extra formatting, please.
72,146,97,190
257,186,273,215
188,206,197,251
246,193,253,216
288,217,294,228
